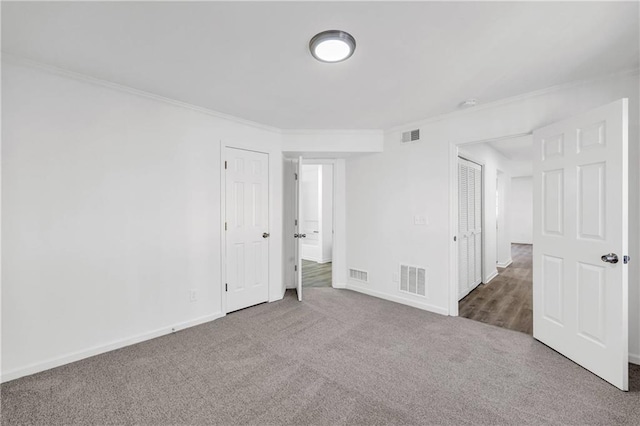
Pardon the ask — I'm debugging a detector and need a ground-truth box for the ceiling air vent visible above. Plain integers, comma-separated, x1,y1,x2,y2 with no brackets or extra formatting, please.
401,129,420,143
349,268,368,283
400,264,427,297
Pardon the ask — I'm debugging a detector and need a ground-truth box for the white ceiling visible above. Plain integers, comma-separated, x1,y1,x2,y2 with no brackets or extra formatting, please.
3,2,638,130
487,135,533,162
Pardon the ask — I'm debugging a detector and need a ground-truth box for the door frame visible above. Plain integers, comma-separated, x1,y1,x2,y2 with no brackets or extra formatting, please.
299,158,338,288
448,132,531,316
221,144,271,315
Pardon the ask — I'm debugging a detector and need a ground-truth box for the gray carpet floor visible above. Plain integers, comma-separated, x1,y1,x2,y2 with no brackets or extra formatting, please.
2,288,639,425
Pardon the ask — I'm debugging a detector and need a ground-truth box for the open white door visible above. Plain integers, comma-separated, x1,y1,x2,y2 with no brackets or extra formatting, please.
533,99,628,390
295,156,303,301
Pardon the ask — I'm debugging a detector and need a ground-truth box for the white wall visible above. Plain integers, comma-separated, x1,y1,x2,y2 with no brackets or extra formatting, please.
496,170,512,266
1,60,284,381
345,71,640,361
459,143,514,278
509,177,533,244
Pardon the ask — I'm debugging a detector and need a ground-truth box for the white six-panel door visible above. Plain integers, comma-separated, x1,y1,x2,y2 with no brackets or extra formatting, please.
458,157,483,300
533,99,628,390
225,147,270,313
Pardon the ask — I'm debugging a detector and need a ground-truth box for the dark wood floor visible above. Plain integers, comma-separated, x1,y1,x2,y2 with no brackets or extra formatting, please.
302,260,332,287
459,244,533,335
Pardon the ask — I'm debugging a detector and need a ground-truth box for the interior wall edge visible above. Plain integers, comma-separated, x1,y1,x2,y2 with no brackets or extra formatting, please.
0,312,225,384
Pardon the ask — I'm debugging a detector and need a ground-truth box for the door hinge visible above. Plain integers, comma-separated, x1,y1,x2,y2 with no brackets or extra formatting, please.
225,283,228,292
454,236,457,242
295,173,298,180
295,265,297,271
225,222,227,231
295,219,298,226
224,160,227,170
624,255,631,264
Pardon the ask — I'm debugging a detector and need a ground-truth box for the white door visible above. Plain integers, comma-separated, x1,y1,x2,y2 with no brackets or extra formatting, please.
295,156,303,301
225,147,270,313
533,99,628,390
458,157,483,300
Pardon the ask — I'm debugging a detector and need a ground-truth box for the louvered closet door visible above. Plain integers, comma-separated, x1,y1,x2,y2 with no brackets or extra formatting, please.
458,158,483,300
472,165,483,285
458,162,469,298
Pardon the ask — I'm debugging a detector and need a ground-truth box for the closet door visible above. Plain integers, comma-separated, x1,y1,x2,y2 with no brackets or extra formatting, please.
458,157,483,300
458,162,469,299
472,165,483,285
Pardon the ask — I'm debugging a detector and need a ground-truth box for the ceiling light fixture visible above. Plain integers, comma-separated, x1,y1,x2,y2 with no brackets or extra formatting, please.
309,30,356,63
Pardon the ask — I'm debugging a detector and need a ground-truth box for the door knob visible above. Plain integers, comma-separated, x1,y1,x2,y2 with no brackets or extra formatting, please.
300,234,306,238
601,253,619,264
262,232,270,239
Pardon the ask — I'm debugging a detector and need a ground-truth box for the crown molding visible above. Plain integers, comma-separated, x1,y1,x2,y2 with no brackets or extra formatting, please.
281,129,383,136
4,52,637,137
2,52,282,134
386,67,640,134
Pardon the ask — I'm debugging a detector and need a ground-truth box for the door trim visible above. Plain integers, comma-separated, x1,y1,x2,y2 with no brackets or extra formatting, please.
221,143,271,315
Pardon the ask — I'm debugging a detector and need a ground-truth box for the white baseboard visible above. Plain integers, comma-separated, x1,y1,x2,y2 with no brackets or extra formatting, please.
345,283,448,316
630,353,640,366
484,269,499,284
1,312,224,383
496,258,513,268
332,282,347,289
302,255,332,264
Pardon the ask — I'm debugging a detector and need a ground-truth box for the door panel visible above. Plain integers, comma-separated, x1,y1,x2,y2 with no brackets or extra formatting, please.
225,147,269,313
533,99,628,390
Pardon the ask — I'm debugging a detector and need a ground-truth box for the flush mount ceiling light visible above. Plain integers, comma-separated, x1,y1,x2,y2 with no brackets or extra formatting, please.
309,30,356,63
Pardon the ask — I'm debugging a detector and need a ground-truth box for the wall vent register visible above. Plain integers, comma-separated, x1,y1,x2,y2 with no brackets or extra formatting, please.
401,129,420,143
349,268,368,282
400,264,427,296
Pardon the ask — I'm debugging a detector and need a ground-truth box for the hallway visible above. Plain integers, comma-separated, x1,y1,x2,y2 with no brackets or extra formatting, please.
459,244,533,335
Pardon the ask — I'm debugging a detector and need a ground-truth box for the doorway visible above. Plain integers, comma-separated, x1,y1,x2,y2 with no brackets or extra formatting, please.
300,163,334,288
456,138,534,334
451,99,631,390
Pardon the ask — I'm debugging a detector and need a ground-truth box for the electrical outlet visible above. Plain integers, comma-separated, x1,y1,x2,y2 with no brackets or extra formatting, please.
189,289,198,302
414,215,428,225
